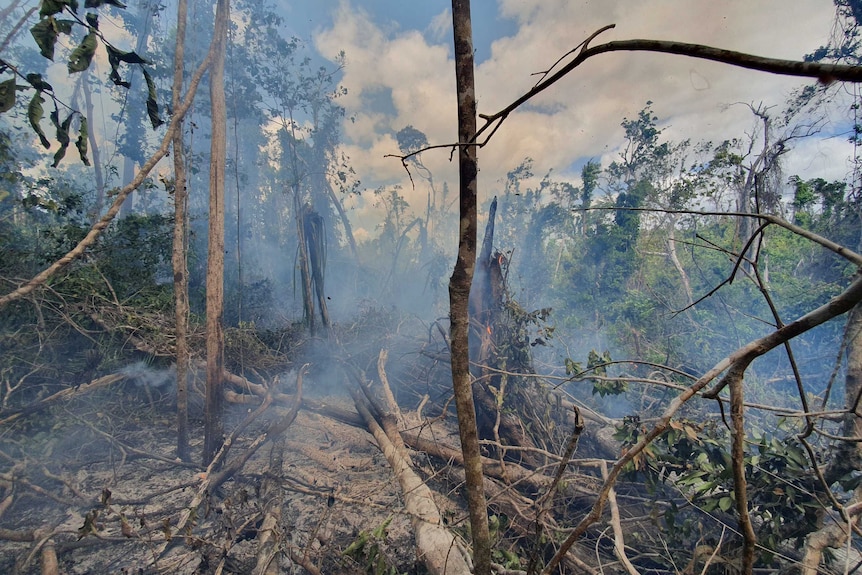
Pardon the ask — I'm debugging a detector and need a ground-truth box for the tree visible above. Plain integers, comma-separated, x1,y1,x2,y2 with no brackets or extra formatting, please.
449,1,491,574
0,2,220,309
203,0,230,466
171,0,191,462
389,21,862,574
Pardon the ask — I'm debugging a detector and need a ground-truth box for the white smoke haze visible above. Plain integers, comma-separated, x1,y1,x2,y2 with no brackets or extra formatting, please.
119,361,176,390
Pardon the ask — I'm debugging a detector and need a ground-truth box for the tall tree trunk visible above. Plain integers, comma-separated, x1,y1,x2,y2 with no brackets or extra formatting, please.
843,306,862,463
294,196,316,334
666,215,693,306
119,0,159,218
82,73,105,222
171,0,190,463
449,1,492,573
286,109,317,334
203,0,230,466
826,303,862,483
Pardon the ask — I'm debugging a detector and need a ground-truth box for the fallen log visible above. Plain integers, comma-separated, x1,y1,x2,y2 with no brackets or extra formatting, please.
0,373,126,426
402,430,599,499
347,382,473,575
253,439,285,575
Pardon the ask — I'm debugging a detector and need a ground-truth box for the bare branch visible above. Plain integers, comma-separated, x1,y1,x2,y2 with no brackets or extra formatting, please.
728,371,756,572
388,26,862,166
540,273,862,574
0,22,222,309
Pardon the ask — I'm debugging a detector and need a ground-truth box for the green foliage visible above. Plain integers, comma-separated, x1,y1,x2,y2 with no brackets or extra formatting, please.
565,350,622,397
67,28,98,73
30,17,74,60
27,91,51,148
615,415,827,561
0,78,16,113
343,516,405,575
0,0,161,163
95,214,173,299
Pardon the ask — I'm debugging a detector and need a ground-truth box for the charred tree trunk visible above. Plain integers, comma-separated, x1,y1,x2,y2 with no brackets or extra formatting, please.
294,197,316,334
303,207,330,330
470,199,549,468
203,0,229,466
450,1,492,573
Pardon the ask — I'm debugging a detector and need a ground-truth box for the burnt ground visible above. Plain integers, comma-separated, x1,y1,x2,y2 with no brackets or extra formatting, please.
0,381,468,575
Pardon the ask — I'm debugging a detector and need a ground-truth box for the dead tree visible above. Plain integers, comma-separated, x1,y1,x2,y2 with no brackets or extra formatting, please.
469,197,559,468
303,206,330,330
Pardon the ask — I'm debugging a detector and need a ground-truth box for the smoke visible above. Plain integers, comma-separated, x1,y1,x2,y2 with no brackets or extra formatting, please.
119,361,175,389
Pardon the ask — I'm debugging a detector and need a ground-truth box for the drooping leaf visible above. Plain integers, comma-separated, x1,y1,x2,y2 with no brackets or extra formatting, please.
25,73,53,92
39,0,69,17
55,19,75,34
68,31,98,73
76,115,89,165
85,12,98,28
142,68,163,128
49,103,59,130
31,16,75,59
30,18,59,60
106,45,148,65
52,112,74,167
85,0,127,8
0,78,16,113
27,93,51,148
106,46,130,87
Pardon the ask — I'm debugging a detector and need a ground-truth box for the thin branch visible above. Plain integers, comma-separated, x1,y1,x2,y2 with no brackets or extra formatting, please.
476,35,862,145
728,370,756,572
0,21,221,309
0,5,36,54
540,273,862,575
601,460,641,575
390,26,862,165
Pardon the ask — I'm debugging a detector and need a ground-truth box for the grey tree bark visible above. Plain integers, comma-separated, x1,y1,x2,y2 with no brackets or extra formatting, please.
118,0,160,218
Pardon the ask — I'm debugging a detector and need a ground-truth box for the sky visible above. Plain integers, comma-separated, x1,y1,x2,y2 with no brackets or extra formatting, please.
268,0,854,238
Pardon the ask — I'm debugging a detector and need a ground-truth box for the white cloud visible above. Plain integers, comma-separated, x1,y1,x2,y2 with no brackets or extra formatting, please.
785,136,856,184
314,0,849,227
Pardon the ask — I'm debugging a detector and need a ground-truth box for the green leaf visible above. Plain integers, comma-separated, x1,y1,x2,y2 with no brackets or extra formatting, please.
30,18,60,60
52,112,73,167
142,68,163,128
0,78,16,113
26,73,54,92
68,31,98,73
76,115,90,165
39,0,73,17
106,46,130,87
27,93,51,148
85,12,99,29
85,0,127,7
55,19,75,34
105,45,148,65
718,496,733,512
